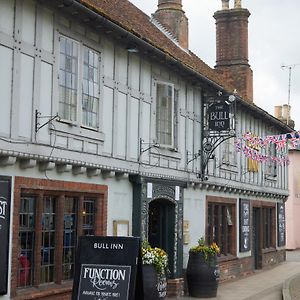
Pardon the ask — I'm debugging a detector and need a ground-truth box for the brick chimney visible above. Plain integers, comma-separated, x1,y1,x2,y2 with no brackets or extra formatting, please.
153,0,189,49
214,0,253,102
274,105,295,128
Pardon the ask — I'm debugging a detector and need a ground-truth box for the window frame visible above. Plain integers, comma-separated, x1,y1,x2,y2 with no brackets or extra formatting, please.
206,196,237,258
12,177,107,297
265,144,277,178
58,34,101,131
155,81,175,148
262,206,276,249
222,137,237,166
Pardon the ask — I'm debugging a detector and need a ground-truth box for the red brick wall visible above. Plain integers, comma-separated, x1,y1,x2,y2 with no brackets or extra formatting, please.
11,176,108,300
262,249,286,268
214,8,253,102
218,256,253,282
154,0,189,49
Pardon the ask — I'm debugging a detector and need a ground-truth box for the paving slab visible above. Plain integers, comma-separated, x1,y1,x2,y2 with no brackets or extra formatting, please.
168,250,300,300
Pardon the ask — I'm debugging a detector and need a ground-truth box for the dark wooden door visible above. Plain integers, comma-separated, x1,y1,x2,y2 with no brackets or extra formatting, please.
148,199,175,277
252,208,262,269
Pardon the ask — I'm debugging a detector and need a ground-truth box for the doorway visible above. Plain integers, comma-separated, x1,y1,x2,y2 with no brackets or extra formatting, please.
252,208,262,269
148,199,175,277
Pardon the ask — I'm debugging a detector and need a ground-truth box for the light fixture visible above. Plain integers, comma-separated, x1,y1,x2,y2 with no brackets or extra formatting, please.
126,44,139,53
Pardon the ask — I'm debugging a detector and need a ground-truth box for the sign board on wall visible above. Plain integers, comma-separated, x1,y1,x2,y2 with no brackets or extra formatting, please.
0,177,11,295
277,203,286,247
239,199,250,252
72,236,142,300
208,102,230,131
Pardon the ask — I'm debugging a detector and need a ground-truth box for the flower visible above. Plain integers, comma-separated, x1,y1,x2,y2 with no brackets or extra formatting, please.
189,237,220,261
141,241,168,276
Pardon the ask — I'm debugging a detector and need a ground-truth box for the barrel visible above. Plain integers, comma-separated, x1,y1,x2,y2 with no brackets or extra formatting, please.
186,252,219,298
143,264,167,300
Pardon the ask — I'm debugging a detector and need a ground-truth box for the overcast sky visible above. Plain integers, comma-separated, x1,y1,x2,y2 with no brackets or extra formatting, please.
129,0,300,131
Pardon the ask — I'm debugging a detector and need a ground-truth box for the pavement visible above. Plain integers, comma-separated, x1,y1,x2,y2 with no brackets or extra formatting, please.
168,250,300,300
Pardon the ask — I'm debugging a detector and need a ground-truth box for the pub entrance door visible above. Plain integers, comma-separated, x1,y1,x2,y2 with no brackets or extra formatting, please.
252,208,262,269
148,199,175,277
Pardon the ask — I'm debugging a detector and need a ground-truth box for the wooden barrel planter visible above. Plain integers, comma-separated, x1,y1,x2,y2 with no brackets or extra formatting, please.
143,265,167,300
186,252,219,298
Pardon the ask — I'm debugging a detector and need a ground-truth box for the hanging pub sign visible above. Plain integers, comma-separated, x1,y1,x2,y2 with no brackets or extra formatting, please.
72,236,142,300
0,177,11,295
277,203,286,247
208,102,230,131
239,199,250,252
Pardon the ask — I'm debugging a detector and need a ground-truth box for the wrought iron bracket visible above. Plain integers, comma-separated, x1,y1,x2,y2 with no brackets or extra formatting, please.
197,91,237,180
35,109,60,133
198,134,235,180
139,138,160,160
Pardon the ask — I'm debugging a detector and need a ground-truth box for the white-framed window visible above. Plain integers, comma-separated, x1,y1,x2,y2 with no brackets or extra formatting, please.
266,144,277,177
156,82,174,147
222,138,237,166
58,35,100,129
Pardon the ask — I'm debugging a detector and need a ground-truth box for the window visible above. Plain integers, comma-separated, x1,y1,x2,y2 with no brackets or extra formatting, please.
265,144,277,177
62,197,77,280
17,194,97,289
18,197,35,288
83,199,95,236
156,82,174,147
59,36,100,129
41,196,56,284
262,207,275,249
59,37,78,122
222,138,237,166
207,202,235,256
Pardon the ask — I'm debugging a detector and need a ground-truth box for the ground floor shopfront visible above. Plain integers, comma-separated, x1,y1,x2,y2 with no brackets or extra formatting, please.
0,171,286,299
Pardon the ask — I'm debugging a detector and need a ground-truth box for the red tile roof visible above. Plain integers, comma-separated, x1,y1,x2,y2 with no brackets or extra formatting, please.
75,0,290,131
78,0,231,91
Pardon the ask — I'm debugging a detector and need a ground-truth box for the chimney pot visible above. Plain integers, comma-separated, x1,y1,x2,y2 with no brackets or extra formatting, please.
234,0,242,8
222,0,230,10
274,105,283,119
153,0,189,49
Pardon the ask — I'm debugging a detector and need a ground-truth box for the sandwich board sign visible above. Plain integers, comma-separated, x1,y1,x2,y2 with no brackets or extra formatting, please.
72,236,142,300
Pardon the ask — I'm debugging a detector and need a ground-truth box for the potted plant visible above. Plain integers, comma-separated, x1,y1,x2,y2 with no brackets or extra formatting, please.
186,237,220,298
141,241,168,300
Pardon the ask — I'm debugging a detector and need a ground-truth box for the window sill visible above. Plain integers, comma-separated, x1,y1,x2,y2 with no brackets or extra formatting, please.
264,175,277,182
217,254,237,263
262,247,276,254
220,163,238,173
52,120,104,142
150,146,182,160
14,281,72,300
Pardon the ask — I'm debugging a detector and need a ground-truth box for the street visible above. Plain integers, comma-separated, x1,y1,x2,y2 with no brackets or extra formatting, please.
168,250,300,300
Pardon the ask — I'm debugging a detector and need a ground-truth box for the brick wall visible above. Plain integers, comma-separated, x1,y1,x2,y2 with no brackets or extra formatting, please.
214,8,253,102
262,249,286,268
167,278,184,297
153,0,189,49
218,256,253,282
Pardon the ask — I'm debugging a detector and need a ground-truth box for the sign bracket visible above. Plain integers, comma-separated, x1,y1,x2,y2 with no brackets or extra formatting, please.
198,91,237,180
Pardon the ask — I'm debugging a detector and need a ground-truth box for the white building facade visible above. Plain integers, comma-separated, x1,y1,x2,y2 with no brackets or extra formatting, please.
0,0,290,298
